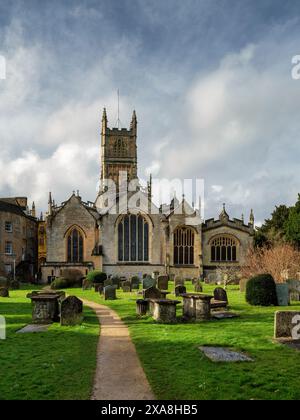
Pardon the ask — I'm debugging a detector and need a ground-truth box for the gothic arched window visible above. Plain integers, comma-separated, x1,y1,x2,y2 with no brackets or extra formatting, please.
67,228,84,263
174,227,195,265
210,235,238,262
118,215,149,262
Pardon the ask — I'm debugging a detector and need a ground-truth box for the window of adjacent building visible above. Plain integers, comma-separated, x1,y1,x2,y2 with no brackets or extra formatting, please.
5,264,12,274
5,242,13,255
174,227,195,265
5,222,12,233
67,228,84,263
118,214,149,262
210,235,238,262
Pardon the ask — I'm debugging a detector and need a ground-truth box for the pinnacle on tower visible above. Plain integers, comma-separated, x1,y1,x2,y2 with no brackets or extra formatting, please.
249,209,255,226
32,201,36,218
130,110,137,132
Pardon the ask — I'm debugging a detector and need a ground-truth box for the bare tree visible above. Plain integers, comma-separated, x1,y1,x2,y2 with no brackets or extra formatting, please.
241,243,300,283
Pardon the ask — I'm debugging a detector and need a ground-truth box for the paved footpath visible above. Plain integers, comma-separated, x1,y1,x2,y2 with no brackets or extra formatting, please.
81,299,155,400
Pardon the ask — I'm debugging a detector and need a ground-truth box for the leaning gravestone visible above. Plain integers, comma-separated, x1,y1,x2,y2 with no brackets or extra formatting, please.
274,311,300,340
174,276,184,287
122,281,132,293
0,287,9,297
60,296,83,326
104,285,116,301
157,276,168,291
214,287,228,303
175,285,187,297
143,286,162,300
239,278,249,293
142,276,155,290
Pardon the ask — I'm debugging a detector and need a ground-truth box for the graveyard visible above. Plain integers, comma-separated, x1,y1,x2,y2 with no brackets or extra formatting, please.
1,280,300,400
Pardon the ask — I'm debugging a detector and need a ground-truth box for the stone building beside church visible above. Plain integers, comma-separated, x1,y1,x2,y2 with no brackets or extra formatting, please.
40,110,254,283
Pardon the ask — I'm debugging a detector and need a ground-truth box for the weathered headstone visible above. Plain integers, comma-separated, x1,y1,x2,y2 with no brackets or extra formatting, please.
104,279,113,287
98,284,104,295
82,279,92,290
274,311,300,339
136,299,149,316
157,275,168,291
0,277,9,287
214,287,228,303
122,281,132,292
60,296,83,326
276,284,289,307
239,278,249,293
194,281,203,293
143,286,162,300
169,273,175,282
0,287,9,297
111,276,121,289
142,276,155,290
175,285,186,297
10,280,20,290
174,276,184,287
290,290,300,302
131,277,140,290
104,285,117,300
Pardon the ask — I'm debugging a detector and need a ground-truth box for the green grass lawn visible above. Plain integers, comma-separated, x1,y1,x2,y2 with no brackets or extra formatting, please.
70,282,300,401
0,285,99,400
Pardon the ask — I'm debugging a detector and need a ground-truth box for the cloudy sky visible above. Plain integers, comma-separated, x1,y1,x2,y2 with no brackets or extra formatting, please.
0,0,300,224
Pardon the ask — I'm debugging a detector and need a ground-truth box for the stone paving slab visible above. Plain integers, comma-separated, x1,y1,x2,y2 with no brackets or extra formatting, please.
199,346,254,362
212,312,239,320
17,324,51,334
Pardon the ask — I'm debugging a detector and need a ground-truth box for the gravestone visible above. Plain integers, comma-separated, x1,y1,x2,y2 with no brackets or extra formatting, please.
0,287,9,297
214,287,228,303
157,276,168,291
169,273,175,282
143,287,162,300
104,279,113,287
194,282,203,293
131,277,140,290
276,284,289,307
290,290,300,302
175,285,187,297
0,277,9,287
60,296,83,326
174,276,184,287
274,311,300,339
111,276,121,289
136,299,149,316
142,276,155,290
239,278,249,293
10,280,20,290
104,285,116,301
82,279,92,290
122,281,132,293
98,284,104,295
94,283,100,292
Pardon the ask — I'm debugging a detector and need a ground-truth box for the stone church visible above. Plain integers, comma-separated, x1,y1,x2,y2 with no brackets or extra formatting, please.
40,109,254,283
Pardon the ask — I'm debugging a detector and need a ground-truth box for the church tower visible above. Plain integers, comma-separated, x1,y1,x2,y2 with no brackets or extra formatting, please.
100,108,138,190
